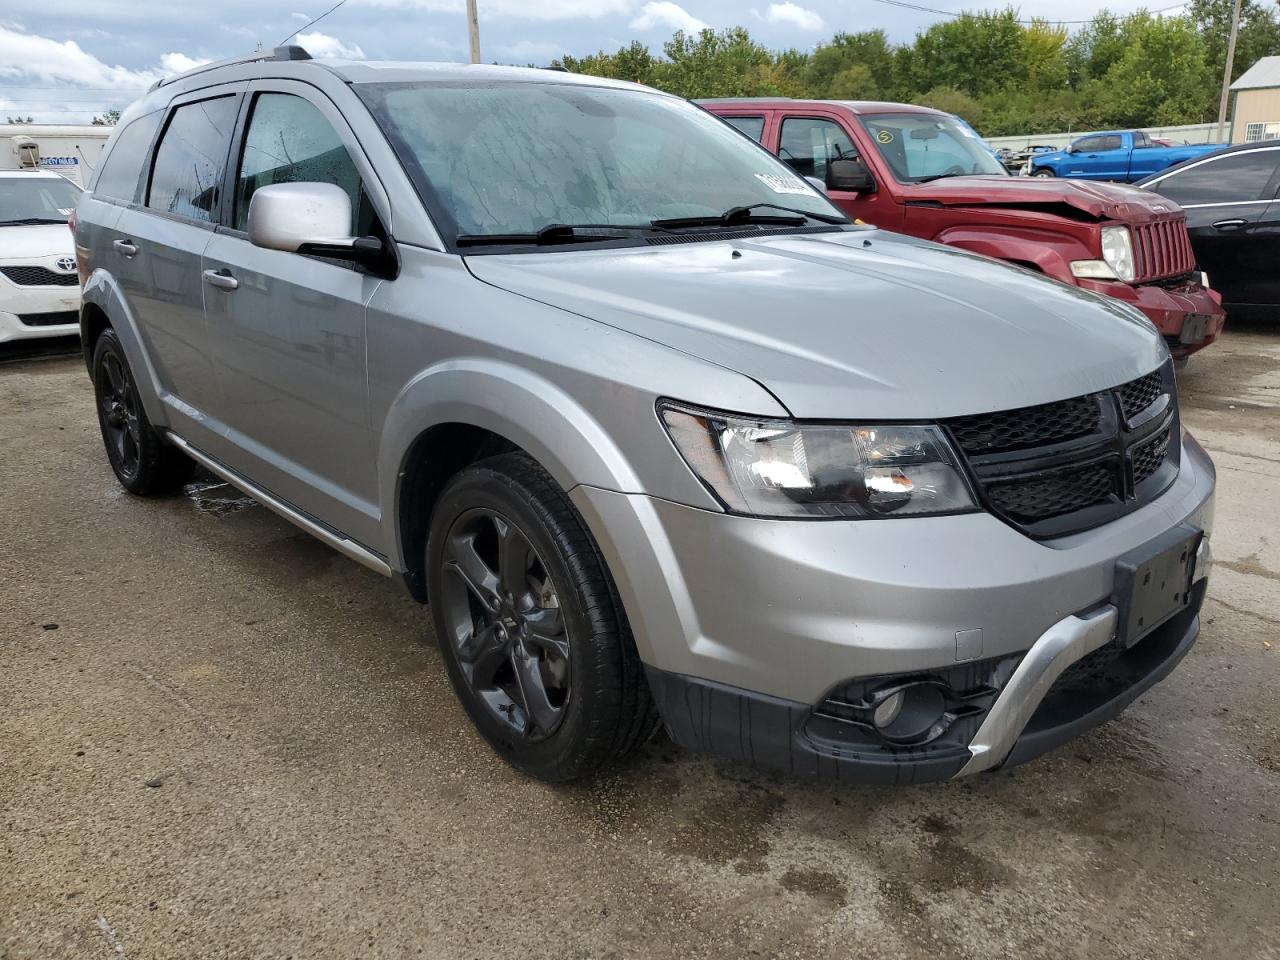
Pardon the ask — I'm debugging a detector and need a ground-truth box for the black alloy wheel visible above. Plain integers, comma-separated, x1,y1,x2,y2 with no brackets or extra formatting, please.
98,351,142,481
91,328,194,495
440,507,571,741
426,453,658,781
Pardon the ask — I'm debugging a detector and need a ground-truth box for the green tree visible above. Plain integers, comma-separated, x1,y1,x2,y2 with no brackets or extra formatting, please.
91,109,122,126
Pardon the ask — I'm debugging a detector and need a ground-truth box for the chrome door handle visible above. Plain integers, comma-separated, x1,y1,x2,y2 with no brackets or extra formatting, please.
1211,219,1247,230
202,269,239,291
112,239,138,257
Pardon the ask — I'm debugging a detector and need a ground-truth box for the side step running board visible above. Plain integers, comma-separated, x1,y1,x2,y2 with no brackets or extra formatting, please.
167,434,392,577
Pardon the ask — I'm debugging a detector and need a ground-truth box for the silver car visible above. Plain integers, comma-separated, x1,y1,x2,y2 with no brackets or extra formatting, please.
75,48,1215,784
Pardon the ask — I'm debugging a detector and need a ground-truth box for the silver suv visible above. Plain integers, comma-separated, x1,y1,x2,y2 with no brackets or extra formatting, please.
76,48,1215,784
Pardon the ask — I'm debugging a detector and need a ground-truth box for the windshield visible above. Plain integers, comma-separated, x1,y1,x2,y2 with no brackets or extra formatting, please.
858,113,1007,183
358,81,847,244
0,176,81,224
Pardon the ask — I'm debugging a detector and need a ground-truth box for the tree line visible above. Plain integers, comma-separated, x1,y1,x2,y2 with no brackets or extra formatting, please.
554,0,1280,136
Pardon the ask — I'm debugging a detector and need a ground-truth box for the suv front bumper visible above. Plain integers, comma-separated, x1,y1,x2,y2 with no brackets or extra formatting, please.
1076,277,1225,360
572,432,1215,783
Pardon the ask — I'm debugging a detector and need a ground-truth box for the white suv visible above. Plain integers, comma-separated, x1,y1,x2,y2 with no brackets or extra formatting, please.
0,171,82,344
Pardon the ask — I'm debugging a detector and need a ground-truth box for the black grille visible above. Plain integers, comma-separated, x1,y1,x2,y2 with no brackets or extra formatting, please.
1131,427,1172,485
0,265,78,286
1118,370,1163,420
987,463,1115,522
948,394,1100,454
946,362,1178,538
17,310,78,328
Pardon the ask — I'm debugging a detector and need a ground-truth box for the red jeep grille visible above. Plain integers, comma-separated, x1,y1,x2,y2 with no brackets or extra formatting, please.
1131,218,1196,282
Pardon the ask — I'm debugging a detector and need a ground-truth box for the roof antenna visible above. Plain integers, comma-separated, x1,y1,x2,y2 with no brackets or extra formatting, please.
280,0,350,46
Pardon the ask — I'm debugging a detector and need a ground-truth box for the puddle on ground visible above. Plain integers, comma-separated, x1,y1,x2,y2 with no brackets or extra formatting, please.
183,478,258,518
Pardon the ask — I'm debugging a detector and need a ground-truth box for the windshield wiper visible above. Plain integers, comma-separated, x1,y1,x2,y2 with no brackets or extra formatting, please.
0,217,68,226
651,202,848,229
456,223,663,247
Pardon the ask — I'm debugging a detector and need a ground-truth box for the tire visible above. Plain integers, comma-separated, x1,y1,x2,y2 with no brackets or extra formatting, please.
91,328,194,495
426,452,658,782
1032,167,1055,178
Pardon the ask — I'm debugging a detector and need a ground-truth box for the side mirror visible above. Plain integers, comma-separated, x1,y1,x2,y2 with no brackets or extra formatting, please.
247,181,389,271
804,175,828,196
826,158,876,193
1065,145,1077,155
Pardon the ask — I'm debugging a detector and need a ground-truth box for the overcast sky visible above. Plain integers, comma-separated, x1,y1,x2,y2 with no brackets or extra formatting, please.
1,0,1188,124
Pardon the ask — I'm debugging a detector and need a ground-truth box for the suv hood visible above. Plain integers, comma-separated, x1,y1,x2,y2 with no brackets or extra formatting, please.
0,223,75,261
466,229,1167,421
902,175,1183,222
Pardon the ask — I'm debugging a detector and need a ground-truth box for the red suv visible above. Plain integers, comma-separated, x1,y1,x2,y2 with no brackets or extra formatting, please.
702,99,1225,361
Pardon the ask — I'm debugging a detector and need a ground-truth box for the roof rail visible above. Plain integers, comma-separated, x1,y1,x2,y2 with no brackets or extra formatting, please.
148,44,313,92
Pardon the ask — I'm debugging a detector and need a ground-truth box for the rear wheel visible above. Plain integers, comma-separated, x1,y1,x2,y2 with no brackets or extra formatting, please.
426,453,657,781
92,328,194,495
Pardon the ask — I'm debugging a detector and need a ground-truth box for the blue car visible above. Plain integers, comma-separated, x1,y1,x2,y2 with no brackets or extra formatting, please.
1031,130,1224,183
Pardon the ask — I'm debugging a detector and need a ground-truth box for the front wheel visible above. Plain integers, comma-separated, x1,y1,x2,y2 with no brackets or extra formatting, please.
426,453,657,781
1032,167,1055,178
91,328,194,495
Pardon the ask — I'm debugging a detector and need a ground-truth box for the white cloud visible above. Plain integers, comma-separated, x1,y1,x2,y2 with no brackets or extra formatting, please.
762,2,823,29
159,52,212,74
0,24,161,88
493,39,566,63
352,0,631,20
296,31,366,59
629,1,708,34
291,11,311,19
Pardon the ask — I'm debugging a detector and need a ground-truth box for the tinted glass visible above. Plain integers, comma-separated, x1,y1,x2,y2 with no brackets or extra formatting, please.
1152,149,1280,205
779,117,858,179
859,112,1006,181
360,82,844,241
1099,135,1122,151
1134,131,1153,149
93,111,161,203
1073,136,1101,152
0,176,81,224
234,93,361,231
147,96,238,222
723,115,764,142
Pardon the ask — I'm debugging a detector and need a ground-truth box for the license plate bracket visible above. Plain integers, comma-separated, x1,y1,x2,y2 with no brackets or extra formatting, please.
1180,313,1211,345
1111,524,1201,648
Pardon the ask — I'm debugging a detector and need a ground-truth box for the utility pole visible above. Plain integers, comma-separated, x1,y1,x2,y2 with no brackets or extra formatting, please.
1217,0,1243,142
466,0,481,64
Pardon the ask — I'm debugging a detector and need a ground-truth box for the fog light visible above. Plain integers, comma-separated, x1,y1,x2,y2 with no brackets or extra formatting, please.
873,690,904,728
870,682,948,745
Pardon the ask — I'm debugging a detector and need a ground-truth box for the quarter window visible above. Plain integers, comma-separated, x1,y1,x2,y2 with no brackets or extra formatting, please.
723,115,765,142
93,111,162,203
147,97,238,222
1152,149,1280,205
233,93,362,231
779,117,858,179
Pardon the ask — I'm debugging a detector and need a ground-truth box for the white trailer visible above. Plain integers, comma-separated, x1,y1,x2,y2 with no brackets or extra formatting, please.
3,125,111,187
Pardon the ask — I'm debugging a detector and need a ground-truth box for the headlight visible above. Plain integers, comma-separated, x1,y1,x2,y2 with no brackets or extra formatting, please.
660,403,977,519
1100,225,1136,282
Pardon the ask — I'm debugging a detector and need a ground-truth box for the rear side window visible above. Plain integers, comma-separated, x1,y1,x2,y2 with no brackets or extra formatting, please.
1152,149,1280,206
723,116,764,142
233,93,361,231
147,96,238,222
93,111,161,203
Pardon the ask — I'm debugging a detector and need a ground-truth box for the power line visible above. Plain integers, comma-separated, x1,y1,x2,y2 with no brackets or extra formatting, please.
863,0,1193,26
280,0,350,46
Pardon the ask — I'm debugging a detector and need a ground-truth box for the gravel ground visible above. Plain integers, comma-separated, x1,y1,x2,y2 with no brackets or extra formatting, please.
2,326,1278,960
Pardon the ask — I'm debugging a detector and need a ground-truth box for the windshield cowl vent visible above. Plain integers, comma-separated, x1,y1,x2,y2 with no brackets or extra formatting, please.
645,225,842,246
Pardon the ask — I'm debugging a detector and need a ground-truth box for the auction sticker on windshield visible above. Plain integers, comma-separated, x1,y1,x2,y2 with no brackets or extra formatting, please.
754,173,818,195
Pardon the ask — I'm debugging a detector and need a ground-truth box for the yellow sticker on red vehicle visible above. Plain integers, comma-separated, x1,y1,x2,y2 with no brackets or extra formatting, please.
877,130,894,145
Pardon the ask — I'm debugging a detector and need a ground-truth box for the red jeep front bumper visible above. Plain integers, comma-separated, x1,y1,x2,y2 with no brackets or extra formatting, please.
1076,277,1225,360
